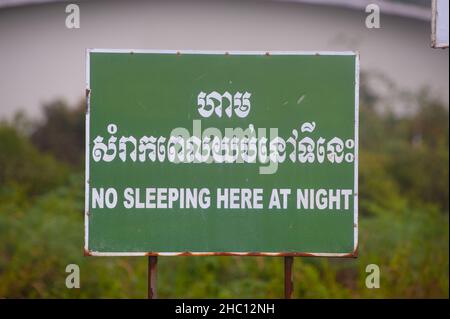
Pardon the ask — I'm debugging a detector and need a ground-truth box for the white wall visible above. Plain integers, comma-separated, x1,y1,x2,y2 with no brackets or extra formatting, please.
0,0,448,118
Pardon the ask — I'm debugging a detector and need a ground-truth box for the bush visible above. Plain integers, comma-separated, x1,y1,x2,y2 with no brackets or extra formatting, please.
0,78,448,298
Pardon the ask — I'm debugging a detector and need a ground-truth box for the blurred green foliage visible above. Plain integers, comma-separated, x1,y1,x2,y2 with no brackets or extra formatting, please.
30,100,85,167
0,80,448,298
0,125,69,200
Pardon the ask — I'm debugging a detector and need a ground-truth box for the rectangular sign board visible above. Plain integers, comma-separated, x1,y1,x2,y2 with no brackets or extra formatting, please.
85,49,359,257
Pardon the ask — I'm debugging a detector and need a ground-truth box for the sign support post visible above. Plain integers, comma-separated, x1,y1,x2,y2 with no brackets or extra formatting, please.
147,256,158,299
284,256,294,299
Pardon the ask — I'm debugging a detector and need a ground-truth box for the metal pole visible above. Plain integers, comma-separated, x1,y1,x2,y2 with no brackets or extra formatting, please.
284,256,294,299
148,256,158,299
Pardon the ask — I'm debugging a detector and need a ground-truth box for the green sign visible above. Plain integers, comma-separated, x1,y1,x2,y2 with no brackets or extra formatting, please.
85,50,359,257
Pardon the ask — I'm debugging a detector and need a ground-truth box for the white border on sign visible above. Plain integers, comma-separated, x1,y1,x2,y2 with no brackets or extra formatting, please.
84,49,359,257
432,0,449,48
